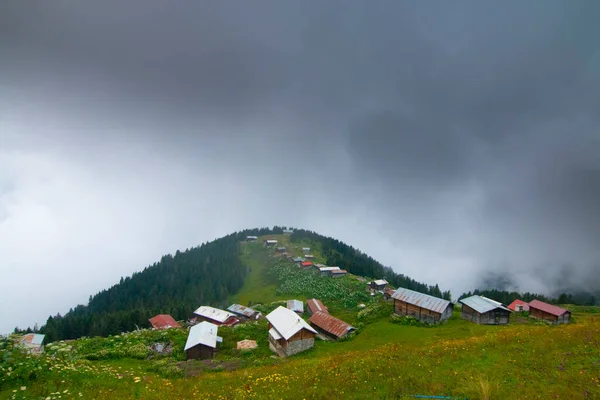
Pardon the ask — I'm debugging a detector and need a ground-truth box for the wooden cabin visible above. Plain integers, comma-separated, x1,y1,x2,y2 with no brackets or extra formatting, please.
193,306,239,326
227,304,262,321
460,295,511,325
149,314,181,329
507,299,530,312
528,300,571,324
184,322,222,360
370,279,388,291
266,306,317,357
391,287,454,323
309,311,355,340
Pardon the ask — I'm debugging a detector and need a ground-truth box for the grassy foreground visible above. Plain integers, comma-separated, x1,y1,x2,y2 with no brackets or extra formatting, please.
2,312,599,399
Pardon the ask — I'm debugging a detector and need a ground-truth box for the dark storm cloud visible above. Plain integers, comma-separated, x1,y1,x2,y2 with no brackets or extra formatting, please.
1,1,600,333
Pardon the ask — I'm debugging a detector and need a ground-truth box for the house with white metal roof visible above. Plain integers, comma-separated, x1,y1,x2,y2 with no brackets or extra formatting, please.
318,266,341,276
266,306,317,357
459,295,511,325
184,321,223,359
370,279,389,291
246,235,258,241
392,288,454,324
193,306,239,326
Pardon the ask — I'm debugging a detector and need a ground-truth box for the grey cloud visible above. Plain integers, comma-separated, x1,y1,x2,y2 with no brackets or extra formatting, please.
1,1,600,333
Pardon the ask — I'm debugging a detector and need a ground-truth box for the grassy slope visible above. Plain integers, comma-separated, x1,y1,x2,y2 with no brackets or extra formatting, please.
3,236,600,399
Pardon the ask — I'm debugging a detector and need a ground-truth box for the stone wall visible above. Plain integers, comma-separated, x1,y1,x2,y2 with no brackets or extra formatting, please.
284,338,314,357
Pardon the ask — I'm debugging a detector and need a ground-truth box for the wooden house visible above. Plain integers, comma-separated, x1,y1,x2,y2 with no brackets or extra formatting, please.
184,321,222,360
391,287,454,323
266,306,317,357
330,269,347,278
309,311,355,340
459,295,511,325
306,298,328,315
507,299,530,312
302,247,311,253
246,236,258,241
293,257,305,263
370,279,388,291
264,239,278,246
318,266,340,276
193,306,239,326
301,261,313,268
276,247,287,253
528,300,571,324
149,314,181,329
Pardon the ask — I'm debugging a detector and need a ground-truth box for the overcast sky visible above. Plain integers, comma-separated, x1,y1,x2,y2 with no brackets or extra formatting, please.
1,1,600,334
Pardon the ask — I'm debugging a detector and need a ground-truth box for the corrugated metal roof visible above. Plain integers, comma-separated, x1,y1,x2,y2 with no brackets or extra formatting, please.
266,306,316,340
194,306,236,323
302,247,310,251
305,254,314,258
306,298,328,314
227,304,260,319
301,261,313,267
309,311,355,338
391,288,452,313
287,299,304,313
319,266,341,272
373,279,388,286
460,295,510,313
293,257,305,262
149,314,181,329
247,236,258,239
19,334,45,346
184,321,222,350
331,269,347,274
266,239,278,243
268,327,282,340
507,299,530,311
528,299,569,317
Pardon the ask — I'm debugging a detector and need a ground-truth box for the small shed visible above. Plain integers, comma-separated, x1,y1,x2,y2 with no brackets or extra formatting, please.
18,334,45,354
370,279,388,291
266,306,317,357
287,299,304,314
330,269,347,278
507,299,530,312
304,254,314,259
227,304,262,321
302,247,311,253
193,306,239,326
293,257,305,263
184,321,222,360
528,300,571,324
460,295,511,325
246,236,258,241
306,298,328,315
264,239,278,246
383,289,395,300
149,314,181,329
309,311,355,340
392,287,454,323
301,261,313,268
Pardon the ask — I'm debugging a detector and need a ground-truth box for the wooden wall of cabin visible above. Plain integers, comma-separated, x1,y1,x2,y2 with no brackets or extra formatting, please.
530,308,570,324
186,344,216,360
394,300,442,323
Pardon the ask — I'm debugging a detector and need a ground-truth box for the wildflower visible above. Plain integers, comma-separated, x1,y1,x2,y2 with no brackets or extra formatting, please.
20,386,26,391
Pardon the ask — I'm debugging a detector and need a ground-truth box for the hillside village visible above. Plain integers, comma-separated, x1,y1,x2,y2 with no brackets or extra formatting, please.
1,230,598,399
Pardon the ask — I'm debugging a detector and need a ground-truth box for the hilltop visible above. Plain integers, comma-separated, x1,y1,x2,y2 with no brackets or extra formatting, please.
36,227,445,342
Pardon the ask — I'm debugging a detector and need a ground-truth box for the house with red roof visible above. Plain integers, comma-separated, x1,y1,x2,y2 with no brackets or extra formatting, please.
528,300,571,324
507,299,530,312
149,314,181,329
301,261,313,268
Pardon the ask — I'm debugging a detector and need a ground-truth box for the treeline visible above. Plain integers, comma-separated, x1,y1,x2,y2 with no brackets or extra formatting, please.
39,227,284,343
458,288,597,306
290,229,451,300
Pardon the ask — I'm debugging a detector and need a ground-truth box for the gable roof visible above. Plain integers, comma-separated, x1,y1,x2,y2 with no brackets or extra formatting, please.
193,306,236,323
460,295,510,313
507,299,530,311
528,299,570,317
293,257,305,262
372,279,388,286
309,311,355,338
306,298,328,314
265,239,278,243
149,314,181,329
184,321,222,350
301,261,313,267
391,288,452,313
19,334,45,346
266,306,317,340
287,299,304,313
227,304,260,319
319,266,341,272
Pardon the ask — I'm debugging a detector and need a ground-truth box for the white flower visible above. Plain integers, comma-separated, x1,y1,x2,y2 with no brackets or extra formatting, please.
20,386,26,390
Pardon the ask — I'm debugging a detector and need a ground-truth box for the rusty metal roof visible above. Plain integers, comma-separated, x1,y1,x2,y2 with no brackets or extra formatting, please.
237,339,258,350
391,287,452,313
460,295,510,313
149,314,181,329
528,299,569,317
309,311,355,338
306,298,328,314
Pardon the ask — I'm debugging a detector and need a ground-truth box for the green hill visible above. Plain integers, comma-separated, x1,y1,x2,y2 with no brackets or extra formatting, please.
37,227,444,342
